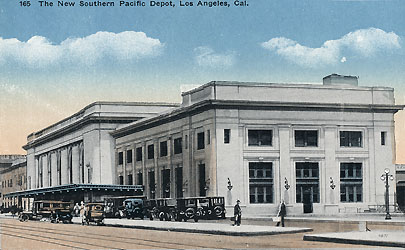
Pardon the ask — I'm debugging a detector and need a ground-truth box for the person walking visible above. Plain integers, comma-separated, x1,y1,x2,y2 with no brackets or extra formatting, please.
74,203,80,217
79,201,86,225
276,200,286,227
233,199,242,226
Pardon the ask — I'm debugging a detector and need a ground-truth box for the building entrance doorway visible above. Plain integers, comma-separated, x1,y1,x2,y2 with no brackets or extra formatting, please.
303,186,313,213
296,162,319,214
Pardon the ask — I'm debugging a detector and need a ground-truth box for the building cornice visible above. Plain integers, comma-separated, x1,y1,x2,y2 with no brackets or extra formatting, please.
112,100,404,139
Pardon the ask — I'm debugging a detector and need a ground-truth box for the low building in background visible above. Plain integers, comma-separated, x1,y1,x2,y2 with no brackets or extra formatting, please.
0,156,26,209
396,164,405,210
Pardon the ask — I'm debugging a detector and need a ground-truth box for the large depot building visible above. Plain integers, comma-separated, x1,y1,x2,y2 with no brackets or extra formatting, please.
13,74,403,215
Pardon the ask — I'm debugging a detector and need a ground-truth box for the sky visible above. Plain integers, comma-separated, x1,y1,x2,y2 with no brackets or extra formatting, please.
0,0,405,161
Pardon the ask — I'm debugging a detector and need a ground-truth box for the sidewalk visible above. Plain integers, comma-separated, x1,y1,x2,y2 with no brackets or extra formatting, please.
72,217,312,236
304,231,405,248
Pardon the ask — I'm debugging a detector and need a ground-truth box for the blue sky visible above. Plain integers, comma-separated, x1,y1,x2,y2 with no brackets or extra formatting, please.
0,0,405,154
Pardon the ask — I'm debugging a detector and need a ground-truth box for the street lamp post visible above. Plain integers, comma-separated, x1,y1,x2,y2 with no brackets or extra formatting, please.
380,168,394,220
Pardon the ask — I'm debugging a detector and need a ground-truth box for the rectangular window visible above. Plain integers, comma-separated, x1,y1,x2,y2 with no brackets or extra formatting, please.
118,152,123,165
295,130,318,147
175,167,183,198
340,163,362,202
127,150,132,163
119,176,124,185
207,130,211,145
340,131,362,147
160,141,168,157
127,174,133,185
381,131,386,146
197,132,205,150
224,129,231,144
185,135,188,149
248,129,272,146
136,147,142,162
296,162,319,203
147,145,154,159
149,171,155,199
137,172,143,186
174,137,182,154
249,162,273,203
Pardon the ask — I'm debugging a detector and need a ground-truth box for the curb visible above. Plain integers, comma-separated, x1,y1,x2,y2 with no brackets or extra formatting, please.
106,223,313,236
303,235,405,248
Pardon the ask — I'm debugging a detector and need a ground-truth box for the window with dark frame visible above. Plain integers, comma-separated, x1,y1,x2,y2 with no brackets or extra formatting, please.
119,176,124,185
295,130,318,147
340,162,362,202
381,131,386,146
249,162,273,204
248,129,272,146
127,174,133,185
174,137,182,154
197,132,205,150
160,141,168,157
147,144,154,159
136,147,142,162
340,131,362,147
137,172,143,186
224,129,230,144
118,152,123,165
126,149,132,163
207,130,211,145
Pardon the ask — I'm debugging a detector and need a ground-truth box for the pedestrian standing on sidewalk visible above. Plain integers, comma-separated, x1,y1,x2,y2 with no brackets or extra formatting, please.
79,201,86,225
233,199,242,226
276,200,286,227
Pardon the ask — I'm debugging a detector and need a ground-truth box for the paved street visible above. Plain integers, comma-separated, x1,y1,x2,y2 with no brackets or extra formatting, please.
0,216,384,249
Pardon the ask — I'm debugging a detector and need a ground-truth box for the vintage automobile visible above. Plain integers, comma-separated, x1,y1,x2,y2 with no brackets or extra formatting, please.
123,198,145,219
104,196,145,218
143,199,157,220
151,198,176,221
199,196,226,219
84,202,105,225
173,197,202,222
19,200,73,223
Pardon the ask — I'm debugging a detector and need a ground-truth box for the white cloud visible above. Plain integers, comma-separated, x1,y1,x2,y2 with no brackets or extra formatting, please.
194,46,235,68
261,28,400,68
341,57,347,63
0,31,164,68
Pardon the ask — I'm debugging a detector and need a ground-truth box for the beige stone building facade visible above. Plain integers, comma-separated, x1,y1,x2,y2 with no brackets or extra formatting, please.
113,75,403,216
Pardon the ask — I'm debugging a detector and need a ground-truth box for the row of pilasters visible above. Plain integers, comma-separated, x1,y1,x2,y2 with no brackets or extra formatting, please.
34,142,83,188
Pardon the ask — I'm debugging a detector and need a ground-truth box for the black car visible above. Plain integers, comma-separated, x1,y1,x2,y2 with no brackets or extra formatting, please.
124,198,145,219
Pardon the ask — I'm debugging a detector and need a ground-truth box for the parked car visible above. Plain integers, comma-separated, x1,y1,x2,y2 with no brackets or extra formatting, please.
19,200,73,223
143,199,157,220
174,197,201,222
124,198,145,219
200,196,226,219
84,202,105,225
153,198,176,221
104,196,145,218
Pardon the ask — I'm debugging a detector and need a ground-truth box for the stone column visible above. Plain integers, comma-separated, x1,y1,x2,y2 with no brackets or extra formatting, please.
34,157,39,189
51,152,58,187
279,125,291,204
324,126,337,204
123,147,127,185
72,145,80,184
42,155,49,187
61,148,68,185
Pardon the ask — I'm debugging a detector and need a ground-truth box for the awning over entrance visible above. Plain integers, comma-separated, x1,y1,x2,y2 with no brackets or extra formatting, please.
4,184,143,198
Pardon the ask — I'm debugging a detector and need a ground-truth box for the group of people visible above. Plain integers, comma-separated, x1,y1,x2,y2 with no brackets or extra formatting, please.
232,199,286,227
73,201,87,225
